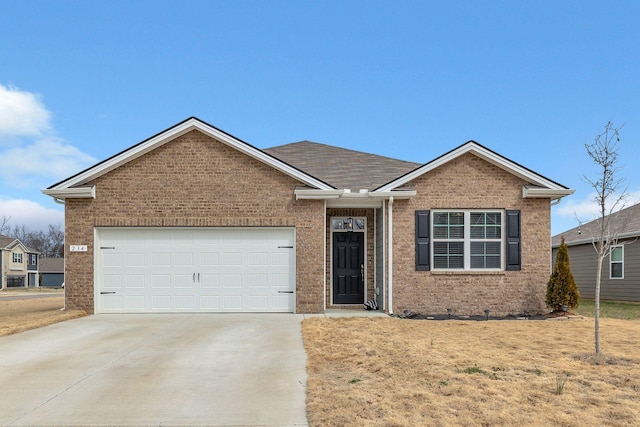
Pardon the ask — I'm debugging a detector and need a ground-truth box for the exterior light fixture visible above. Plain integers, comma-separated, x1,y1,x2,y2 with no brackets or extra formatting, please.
345,217,354,232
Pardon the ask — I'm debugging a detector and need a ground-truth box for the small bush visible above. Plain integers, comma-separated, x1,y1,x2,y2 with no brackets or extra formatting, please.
546,237,580,312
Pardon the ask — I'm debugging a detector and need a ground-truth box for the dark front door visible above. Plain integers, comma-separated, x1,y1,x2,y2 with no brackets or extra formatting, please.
333,232,364,304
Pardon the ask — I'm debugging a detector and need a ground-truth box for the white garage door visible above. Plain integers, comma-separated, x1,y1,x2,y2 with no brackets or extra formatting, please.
95,228,295,313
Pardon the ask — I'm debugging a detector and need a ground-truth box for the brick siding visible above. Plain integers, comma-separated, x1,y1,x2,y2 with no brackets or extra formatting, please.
390,153,551,316
64,130,325,313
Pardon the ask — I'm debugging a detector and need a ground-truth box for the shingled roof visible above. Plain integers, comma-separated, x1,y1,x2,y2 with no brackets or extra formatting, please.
264,141,420,190
39,257,64,273
0,234,19,249
552,202,640,247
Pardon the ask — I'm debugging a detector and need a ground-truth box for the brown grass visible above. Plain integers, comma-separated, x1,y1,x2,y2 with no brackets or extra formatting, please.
303,316,640,426
0,296,86,337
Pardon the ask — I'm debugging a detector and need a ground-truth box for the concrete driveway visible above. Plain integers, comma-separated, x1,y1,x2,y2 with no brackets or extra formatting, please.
0,314,308,426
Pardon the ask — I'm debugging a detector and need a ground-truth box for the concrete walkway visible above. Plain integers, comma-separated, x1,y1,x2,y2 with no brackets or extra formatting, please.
0,314,308,426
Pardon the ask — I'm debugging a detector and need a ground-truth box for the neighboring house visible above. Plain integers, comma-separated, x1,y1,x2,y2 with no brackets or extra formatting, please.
0,234,39,289
42,117,573,315
39,257,65,287
552,203,640,302
27,250,39,287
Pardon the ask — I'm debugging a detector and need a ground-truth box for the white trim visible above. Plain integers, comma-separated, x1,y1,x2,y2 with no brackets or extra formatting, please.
610,245,624,279
323,200,327,311
295,188,416,208
388,197,394,314
431,210,504,271
46,118,333,197
377,141,572,195
523,186,574,199
42,186,96,200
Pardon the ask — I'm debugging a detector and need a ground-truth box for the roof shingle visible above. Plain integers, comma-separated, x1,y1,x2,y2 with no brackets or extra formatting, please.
264,141,420,190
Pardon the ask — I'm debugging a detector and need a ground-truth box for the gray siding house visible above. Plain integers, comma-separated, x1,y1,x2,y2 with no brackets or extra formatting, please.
552,203,640,302
39,257,64,287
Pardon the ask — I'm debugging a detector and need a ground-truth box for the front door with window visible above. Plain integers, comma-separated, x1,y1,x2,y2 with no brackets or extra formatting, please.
333,232,364,304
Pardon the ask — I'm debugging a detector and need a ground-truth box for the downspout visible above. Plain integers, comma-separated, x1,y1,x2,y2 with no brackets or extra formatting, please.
388,197,394,314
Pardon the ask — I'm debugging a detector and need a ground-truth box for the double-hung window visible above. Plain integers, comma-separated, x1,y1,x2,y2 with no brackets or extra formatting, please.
12,253,23,264
610,245,624,279
432,210,503,270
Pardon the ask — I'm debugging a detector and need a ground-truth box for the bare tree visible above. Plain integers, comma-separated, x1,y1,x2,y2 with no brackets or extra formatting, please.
0,215,10,235
583,121,628,355
4,223,65,258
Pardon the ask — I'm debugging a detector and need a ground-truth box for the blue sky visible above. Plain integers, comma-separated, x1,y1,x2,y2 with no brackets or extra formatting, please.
1,0,639,235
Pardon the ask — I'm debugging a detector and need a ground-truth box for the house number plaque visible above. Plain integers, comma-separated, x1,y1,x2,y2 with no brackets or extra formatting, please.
70,245,88,252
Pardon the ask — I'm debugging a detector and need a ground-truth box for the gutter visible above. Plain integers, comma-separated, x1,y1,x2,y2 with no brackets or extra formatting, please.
42,186,96,202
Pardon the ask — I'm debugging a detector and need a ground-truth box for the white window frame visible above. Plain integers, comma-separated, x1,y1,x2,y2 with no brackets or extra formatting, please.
12,252,23,264
431,210,504,271
610,245,624,279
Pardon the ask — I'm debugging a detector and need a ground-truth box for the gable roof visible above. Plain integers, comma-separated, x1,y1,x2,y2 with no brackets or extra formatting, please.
42,118,573,206
552,202,640,247
0,234,32,252
375,140,574,199
40,257,64,273
264,141,420,190
0,235,17,249
43,117,335,201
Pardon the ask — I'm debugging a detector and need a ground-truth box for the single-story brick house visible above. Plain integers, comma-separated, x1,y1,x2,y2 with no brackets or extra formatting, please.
43,117,573,315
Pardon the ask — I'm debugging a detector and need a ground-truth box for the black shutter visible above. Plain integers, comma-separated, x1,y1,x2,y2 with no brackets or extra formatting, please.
505,210,521,271
415,210,430,271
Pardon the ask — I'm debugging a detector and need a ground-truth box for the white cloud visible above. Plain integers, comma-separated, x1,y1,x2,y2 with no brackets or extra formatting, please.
0,137,96,187
0,84,51,137
555,188,640,223
0,198,63,232
0,83,96,188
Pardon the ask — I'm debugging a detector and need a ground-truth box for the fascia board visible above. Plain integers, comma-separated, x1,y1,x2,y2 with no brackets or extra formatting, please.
522,186,575,198
555,232,640,248
377,142,570,192
42,186,96,199
295,188,416,203
48,118,334,191
295,189,345,199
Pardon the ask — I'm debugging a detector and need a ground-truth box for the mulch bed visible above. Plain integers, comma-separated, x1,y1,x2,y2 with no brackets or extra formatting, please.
398,309,549,321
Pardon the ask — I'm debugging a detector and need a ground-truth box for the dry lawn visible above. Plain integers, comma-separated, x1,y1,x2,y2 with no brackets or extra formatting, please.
303,316,640,427
0,295,86,336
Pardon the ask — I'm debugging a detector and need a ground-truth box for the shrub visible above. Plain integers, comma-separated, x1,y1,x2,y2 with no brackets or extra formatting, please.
546,237,580,312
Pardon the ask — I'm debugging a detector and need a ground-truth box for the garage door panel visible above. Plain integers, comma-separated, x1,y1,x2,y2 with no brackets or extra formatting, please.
175,295,195,310
126,253,145,267
103,295,124,311
151,275,171,288
152,253,171,267
199,273,219,288
151,295,171,310
247,273,268,288
124,274,145,288
103,274,123,289
222,273,242,288
200,252,220,266
271,294,291,311
174,274,195,288
223,252,242,266
97,228,295,313
222,295,242,310
249,295,269,310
